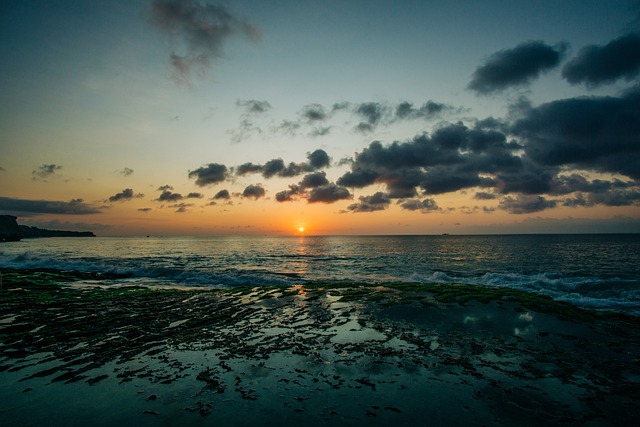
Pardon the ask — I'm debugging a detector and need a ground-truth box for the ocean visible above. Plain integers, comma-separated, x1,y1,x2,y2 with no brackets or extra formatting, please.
1,234,639,315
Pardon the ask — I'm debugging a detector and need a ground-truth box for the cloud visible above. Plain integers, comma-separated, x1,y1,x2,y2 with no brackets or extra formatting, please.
156,190,184,202
474,191,497,200
242,184,265,199
149,0,261,85
212,189,230,200
157,184,174,191
138,208,153,212
108,188,144,202
32,164,62,181
498,195,557,214
394,101,452,120
189,163,229,186
512,88,640,179
186,192,204,199
236,99,272,114
0,166,6,171
399,198,440,213
346,192,391,212
468,40,567,94
562,33,640,87
119,167,134,176
234,149,332,179
301,104,328,122
299,172,329,189
337,122,520,197
0,197,101,215
170,202,194,213
275,185,301,202
307,184,351,203
307,149,331,169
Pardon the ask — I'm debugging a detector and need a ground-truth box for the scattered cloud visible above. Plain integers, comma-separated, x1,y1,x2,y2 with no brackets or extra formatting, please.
0,197,101,215
189,163,229,186
149,0,261,85
498,195,557,214
346,192,391,212
138,207,153,212
562,33,640,87
119,167,134,176
399,198,440,213
186,192,204,199
212,189,230,200
107,188,144,202
157,184,174,191
468,40,567,94
32,164,62,181
156,190,184,202
233,149,332,179
307,184,351,203
242,184,265,199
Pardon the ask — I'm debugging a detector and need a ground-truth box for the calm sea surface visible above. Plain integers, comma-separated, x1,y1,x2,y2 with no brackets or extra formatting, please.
1,234,639,314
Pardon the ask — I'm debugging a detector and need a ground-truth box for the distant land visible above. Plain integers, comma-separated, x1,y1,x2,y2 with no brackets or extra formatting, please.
0,215,95,242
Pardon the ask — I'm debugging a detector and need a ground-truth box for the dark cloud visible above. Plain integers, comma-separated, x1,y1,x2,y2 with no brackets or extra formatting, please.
299,172,329,189
120,167,134,176
513,89,640,179
474,191,497,200
347,192,391,212
275,185,301,202
354,102,387,132
149,0,261,85
337,122,520,197
564,189,640,207
307,184,352,204
262,158,285,178
0,166,5,171
157,184,174,191
395,101,451,120
468,40,567,94
399,198,439,213
236,162,262,175
138,208,153,212
0,197,101,215
562,33,640,87
242,184,265,199
108,188,143,202
235,150,331,180
186,192,204,199
212,189,230,200
301,104,328,122
32,164,62,181
156,190,184,202
498,195,557,214
189,163,229,186
307,149,331,169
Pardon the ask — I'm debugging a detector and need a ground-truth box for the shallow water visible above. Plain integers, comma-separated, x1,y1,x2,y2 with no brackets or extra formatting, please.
1,234,639,314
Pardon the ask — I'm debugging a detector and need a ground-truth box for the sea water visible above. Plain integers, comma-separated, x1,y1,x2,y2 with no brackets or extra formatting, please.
1,234,639,314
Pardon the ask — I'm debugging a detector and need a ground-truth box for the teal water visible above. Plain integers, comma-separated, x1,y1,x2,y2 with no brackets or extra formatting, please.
1,234,639,314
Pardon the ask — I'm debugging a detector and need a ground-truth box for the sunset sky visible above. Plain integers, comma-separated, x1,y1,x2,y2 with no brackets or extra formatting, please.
2,0,640,236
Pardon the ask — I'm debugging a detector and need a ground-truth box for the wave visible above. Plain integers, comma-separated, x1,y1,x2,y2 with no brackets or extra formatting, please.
408,271,640,314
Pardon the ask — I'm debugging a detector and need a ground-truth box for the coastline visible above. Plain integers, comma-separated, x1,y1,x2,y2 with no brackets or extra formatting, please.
1,269,639,426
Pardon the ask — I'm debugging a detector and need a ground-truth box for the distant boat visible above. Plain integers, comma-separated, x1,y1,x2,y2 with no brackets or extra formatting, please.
441,233,450,236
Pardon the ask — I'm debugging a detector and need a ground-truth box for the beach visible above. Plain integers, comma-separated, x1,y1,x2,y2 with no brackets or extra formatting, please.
1,268,639,426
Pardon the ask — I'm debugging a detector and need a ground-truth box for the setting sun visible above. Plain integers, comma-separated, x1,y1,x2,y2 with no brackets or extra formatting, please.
298,227,304,233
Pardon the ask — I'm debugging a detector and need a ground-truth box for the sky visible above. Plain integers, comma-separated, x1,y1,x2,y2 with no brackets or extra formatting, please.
1,0,640,236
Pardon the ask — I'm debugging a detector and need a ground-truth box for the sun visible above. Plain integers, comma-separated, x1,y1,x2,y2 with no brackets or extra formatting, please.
298,227,305,233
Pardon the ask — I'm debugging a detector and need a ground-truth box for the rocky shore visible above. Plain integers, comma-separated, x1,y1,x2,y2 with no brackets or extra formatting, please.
1,269,639,426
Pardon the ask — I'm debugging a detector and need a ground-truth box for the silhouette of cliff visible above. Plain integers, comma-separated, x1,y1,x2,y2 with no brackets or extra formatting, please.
0,215,95,241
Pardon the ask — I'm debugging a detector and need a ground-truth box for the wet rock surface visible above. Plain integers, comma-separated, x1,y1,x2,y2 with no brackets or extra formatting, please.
1,269,639,426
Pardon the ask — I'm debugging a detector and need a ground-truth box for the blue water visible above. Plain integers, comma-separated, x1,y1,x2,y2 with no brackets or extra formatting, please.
1,234,639,314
